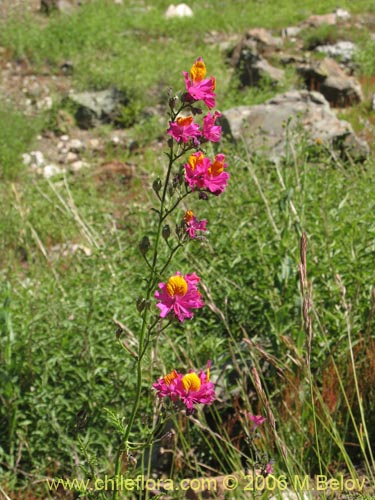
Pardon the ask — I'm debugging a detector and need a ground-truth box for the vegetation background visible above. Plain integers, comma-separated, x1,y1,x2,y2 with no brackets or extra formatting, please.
1,0,375,498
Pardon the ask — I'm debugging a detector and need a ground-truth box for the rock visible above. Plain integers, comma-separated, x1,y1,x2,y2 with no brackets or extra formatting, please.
246,28,283,52
316,41,357,63
68,88,129,129
22,153,32,166
68,138,85,153
303,12,338,27
66,152,79,163
165,3,193,18
43,164,65,178
298,58,363,107
335,8,351,21
29,151,45,167
40,0,85,14
282,26,302,38
219,90,369,162
371,95,375,111
70,160,86,171
229,37,284,87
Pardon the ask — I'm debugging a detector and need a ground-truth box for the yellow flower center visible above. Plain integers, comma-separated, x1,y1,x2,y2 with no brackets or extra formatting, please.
208,158,224,176
163,370,178,386
177,116,193,127
183,210,194,223
188,152,204,171
190,59,206,82
166,275,188,297
182,373,201,392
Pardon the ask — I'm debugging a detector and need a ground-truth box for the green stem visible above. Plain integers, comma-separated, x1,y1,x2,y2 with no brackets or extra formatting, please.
112,139,176,500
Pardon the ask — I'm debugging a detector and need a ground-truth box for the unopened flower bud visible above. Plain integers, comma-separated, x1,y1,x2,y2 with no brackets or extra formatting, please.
136,296,147,312
139,236,150,255
153,178,162,194
162,225,171,240
199,191,209,201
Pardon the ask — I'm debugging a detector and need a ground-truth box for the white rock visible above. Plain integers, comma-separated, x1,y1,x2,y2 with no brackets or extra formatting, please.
316,41,356,62
66,152,78,163
89,138,100,150
165,3,193,18
22,153,32,166
30,151,45,167
43,164,65,178
335,8,351,21
114,0,123,4
60,134,69,142
371,94,375,111
36,96,53,110
70,160,90,171
68,138,85,153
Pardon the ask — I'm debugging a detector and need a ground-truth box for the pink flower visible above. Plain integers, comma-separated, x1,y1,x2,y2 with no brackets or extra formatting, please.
167,116,201,145
183,210,207,239
265,462,273,475
202,111,222,142
183,57,216,109
155,272,204,322
202,153,229,195
153,361,215,411
184,152,229,195
184,151,210,191
248,413,266,430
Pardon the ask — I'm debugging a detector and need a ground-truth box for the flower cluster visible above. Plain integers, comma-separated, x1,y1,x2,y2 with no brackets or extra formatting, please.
152,58,230,412
153,361,214,412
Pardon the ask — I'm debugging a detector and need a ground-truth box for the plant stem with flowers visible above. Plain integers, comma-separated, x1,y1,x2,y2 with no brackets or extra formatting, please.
111,57,230,500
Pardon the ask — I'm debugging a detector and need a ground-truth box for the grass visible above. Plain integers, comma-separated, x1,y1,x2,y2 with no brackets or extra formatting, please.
1,0,375,498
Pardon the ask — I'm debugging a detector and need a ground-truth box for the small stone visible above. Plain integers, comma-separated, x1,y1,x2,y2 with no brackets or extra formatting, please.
282,26,302,38
89,138,100,150
165,3,193,18
60,134,69,142
68,138,85,153
371,95,375,111
43,164,65,178
66,152,78,163
335,8,351,21
70,160,87,171
30,151,45,167
22,153,32,166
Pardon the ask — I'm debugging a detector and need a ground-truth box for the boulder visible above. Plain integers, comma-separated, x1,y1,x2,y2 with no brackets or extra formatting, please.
229,37,285,87
298,58,363,107
165,3,193,18
219,90,369,162
68,88,129,129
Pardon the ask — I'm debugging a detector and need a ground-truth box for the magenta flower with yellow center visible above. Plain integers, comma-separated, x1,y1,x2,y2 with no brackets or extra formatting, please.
154,272,204,322
183,209,207,239
153,361,215,411
204,153,229,195
202,111,222,142
183,57,216,109
167,115,201,145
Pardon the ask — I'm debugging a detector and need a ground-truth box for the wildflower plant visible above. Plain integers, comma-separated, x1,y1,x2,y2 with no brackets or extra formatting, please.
110,57,230,499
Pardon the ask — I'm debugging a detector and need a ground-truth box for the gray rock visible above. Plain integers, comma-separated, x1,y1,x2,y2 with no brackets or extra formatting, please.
229,38,285,87
246,28,283,52
316,41,357,63
219,90,369,162
69,88,129,129
298,58,363,107
282,26,302,38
